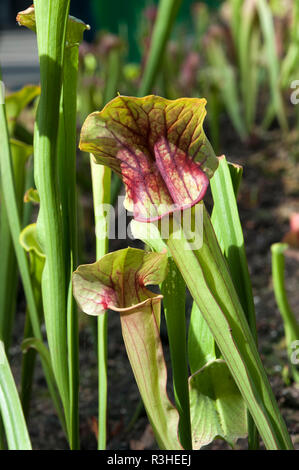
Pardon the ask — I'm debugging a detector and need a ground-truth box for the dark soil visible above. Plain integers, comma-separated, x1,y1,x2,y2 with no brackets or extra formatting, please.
9,124,299,450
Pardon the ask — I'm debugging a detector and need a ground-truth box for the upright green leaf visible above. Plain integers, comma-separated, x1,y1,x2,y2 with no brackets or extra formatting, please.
257,0,288,131
0,341,31,450
138,0,183,96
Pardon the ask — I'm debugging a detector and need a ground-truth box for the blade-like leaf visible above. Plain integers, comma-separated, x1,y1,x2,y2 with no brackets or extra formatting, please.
211,155,257,341
80,95,218,221
0,341,31,450
271,243,299,383
29,0,71,438
257,0,288,131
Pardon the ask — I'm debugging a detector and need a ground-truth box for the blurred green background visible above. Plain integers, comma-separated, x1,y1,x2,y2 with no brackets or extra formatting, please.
88,0,222,60
2,1,223,60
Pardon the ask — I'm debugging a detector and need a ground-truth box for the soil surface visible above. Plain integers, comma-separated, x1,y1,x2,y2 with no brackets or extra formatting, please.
9,122,299,450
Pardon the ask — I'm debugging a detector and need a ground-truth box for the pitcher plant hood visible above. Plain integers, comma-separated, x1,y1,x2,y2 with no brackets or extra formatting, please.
79,95,218,221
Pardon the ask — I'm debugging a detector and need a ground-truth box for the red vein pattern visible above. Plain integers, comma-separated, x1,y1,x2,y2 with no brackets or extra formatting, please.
80,95,218,221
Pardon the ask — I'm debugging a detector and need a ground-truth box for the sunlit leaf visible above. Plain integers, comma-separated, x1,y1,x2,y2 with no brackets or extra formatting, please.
80,95,218,221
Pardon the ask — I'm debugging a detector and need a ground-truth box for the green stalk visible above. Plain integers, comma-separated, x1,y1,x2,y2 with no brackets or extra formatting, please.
33,0,71,435
21,337,67,435
238,3,260,133
90,160,111,450
161,259,192,449
138,0,182,96
257,0,288,132
211,157,257,342
229,0,243,46
58,37,82,452
164,204,293,450
210,157,259,449
103,48,121,106
0,342,32,450
271,244,299,383
90,43,121,450
206,42,247,141
281,0,299,87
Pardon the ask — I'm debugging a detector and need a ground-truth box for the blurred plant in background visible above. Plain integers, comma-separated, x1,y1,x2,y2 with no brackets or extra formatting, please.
77,1,299,153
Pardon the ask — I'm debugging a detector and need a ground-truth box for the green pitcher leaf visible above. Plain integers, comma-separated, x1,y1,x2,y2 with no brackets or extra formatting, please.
9,139,33,213
16,5,36,31
73,247,181,449
79,95,218,221
19,223,45,287
5,85,40,134
24,188,40,205
17,5,90,47
190,359,247,449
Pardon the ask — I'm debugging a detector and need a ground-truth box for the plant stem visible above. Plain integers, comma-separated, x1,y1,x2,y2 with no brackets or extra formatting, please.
138,0,182,96
34,0,71,438
0,342,32,450
90,41,121,449
0,67,66,439
58,40,81,451
271,243,299,383
257,0,288,131
210,156,259,449
90,160,111,450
